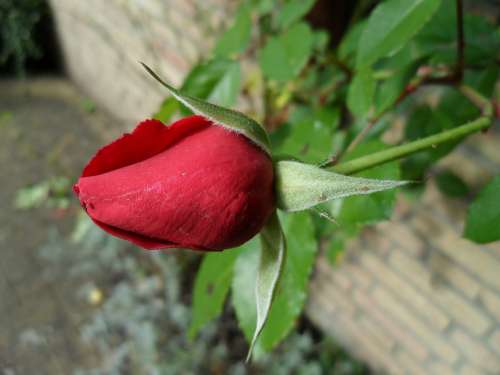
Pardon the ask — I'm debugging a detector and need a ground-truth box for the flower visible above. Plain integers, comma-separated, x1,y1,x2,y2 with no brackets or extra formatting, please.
73,115,275,251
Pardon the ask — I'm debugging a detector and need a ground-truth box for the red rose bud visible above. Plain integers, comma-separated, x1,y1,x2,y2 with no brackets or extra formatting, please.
74,115,275,251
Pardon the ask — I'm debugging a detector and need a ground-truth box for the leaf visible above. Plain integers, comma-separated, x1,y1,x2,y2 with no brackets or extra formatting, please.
275,159,408,212
247,211,286,361
356,0,441,68
206,62,241,107
214,4,252,58
272,106,339,163
259,22,313,82
326,236,345,265
141,62,271,155
415,0,500,66
464,176,500,244
338,141,402,227
347,66,375,118
312,30,330,53
232,212,317,357
338,20,366,62
152,58,241,121
401,105,457,180
256,212,317,351
276,0,315,29
188,250,241,339
435,170,469,198
437,87,479,126
15,182,50,209
153,97,179,123
181,59,242,108
374,62,419,116
254,0,274,15
231,238,260,343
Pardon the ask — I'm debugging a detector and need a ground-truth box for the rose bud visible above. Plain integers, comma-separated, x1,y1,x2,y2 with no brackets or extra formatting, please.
73,115,275,251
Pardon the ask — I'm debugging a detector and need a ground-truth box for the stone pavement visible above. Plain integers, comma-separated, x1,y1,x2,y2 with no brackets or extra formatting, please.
0,78,120,375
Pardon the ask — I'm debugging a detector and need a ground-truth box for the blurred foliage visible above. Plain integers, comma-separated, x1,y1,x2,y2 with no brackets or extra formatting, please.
0,0,45,75
15,176,71,210
435,169,469,198
38,215,369,374
155,0,500,357
464,176,500,243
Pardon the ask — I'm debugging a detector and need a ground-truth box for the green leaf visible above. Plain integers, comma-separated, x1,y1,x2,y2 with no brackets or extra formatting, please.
181,59,242,108
374,62,419,116
415,0,500,66
437,87,479,126
357,0,441,68
338,141,401,227
275,159,407,212
312,30,330,53
402,105,457,180
247,211,286,361
347,66,375,118
435,170,469,198
259,22,313,82
153,97,179,123
214,4,252,58
231,236,260,342
473,64,500,97
253,0,274,15
153,58,241,121
141,62,271,155
326,236,345,265
15,182,50,209
232,212,317,357
257,212,317,351
188,250,241,339
338,20,366,62
231,238,260,343
464,176,500,244
272,106,339,163
276,0,315,29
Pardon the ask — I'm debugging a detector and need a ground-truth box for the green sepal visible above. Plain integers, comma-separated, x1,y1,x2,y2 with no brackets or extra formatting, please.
275,160,409,212
141,62,271,155
246,210,286,362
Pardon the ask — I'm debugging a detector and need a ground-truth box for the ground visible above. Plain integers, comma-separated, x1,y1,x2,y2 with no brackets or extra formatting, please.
0,78,119,374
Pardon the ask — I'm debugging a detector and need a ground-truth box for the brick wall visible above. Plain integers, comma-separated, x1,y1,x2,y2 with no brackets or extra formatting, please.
307,131,500,374
49,0,235,126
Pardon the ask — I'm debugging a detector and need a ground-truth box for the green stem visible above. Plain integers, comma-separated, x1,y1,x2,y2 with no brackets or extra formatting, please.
331,116,492,175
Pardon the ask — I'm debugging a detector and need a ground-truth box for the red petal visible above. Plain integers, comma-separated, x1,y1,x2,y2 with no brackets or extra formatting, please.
82,116,210,177
90,218,218,251
75,116,275,251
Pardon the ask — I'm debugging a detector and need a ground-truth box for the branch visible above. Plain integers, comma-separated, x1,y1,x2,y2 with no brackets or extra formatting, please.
330,116,492,175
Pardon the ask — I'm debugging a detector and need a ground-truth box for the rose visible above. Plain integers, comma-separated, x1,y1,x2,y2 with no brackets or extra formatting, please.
73,115,275,251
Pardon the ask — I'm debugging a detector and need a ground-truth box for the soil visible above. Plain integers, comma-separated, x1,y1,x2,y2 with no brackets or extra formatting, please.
0,78,121,374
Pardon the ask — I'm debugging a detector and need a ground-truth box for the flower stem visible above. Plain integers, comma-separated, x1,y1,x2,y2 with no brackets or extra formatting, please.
330,116,492,175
